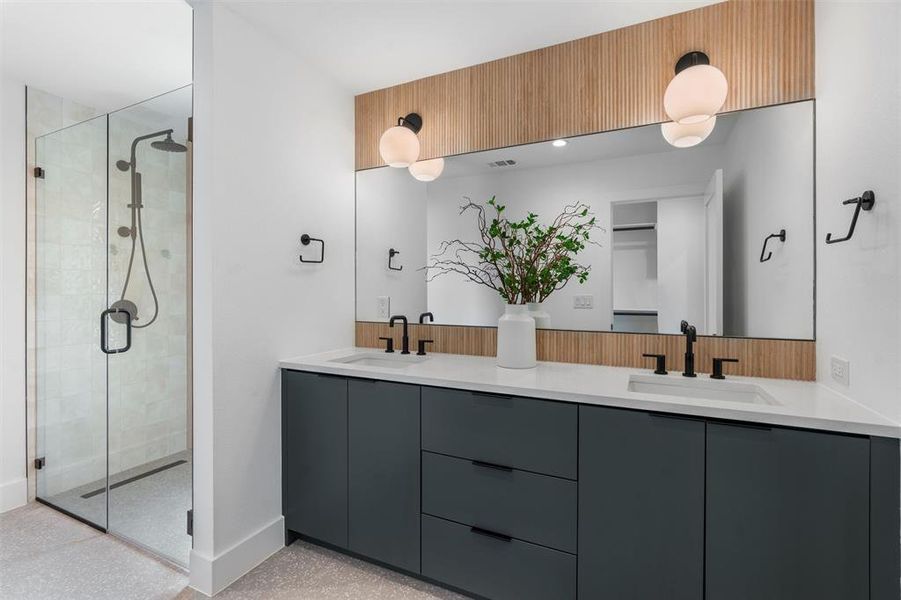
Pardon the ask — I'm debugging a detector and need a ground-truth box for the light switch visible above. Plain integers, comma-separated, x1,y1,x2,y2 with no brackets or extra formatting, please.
377,296,390,319
573,294,594,309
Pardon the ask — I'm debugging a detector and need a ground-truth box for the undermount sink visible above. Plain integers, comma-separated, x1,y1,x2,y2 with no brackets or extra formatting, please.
628,374,779,405
330,352,428,369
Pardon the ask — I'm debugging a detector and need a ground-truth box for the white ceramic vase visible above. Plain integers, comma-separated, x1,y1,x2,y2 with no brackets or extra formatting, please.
497,304,537,369
527,302,551,329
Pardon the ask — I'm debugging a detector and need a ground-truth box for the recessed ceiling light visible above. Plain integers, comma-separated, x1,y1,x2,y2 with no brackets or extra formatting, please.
552,139,567,147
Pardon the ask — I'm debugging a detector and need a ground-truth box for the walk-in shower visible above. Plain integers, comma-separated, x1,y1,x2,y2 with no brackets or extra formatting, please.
110,129,187,329
33,85,193,567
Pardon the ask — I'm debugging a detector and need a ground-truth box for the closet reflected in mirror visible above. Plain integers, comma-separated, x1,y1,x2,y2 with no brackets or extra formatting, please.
356,101,814,340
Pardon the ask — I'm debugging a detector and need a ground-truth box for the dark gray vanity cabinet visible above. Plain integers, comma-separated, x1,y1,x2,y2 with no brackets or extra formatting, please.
348,379,420,573
281,370,348,548
705,423,870,600
283,369,899,600
578,406,705,600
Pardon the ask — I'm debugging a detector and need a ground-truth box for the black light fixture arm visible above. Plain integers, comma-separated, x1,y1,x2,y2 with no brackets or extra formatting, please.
759,229,786,263
397,113,423,134
674,51,710,75
825,190,875,244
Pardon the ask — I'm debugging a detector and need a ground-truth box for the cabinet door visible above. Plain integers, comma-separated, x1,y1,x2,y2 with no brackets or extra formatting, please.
706,423,869,600
282,370,348,548
579,406,704,600
349,379,420,573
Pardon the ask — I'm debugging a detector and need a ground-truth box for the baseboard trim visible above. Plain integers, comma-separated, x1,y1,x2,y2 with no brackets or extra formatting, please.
189,515,284,596
0,477,27,513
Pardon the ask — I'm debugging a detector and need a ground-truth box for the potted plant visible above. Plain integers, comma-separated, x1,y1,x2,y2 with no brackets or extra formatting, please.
426,196,600,368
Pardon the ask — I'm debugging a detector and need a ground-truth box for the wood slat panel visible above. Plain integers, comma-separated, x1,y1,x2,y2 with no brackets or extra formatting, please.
354,0,814,169
356,322,815,381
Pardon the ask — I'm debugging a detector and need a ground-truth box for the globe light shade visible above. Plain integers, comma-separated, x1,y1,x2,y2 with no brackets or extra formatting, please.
661,116,717,148
379,125,420,167
663,64,728,125
409,157,445,182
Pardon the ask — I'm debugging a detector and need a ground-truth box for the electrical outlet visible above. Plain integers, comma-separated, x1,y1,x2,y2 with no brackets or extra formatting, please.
573,294,594,309
376,296,390,319
831,356,850,386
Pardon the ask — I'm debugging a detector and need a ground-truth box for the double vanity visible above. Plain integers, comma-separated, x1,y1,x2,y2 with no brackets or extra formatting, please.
280,349,899,600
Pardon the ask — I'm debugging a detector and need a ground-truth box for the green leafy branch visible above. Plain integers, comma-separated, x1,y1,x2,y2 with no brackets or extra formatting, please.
424,196,602,304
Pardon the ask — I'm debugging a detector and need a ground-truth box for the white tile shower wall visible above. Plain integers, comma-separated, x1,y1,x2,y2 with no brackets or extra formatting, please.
106,113,188,477
26,88,103,500
29,88,188,497
34,112,108,497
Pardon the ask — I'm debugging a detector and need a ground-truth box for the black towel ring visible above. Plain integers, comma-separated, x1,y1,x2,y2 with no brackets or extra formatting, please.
759,229,786,263
299,234,324,263
826,191,875,244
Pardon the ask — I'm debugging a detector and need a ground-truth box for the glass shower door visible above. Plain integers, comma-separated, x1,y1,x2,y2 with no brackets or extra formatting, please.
34,86,192,567
106,86,192,566
34,114,110,530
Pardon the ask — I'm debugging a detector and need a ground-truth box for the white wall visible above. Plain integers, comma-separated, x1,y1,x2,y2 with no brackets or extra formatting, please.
723,102,815,339
0,73,27,512
815,1,901,421
190,2,355,595
356,166,427,321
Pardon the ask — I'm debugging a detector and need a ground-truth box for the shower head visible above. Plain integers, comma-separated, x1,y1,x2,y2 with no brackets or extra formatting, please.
151,133,187,153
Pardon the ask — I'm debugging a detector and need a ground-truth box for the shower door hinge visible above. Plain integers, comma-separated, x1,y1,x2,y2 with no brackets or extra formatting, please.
186,509,193,536
34,457,45,470
33,167,45,179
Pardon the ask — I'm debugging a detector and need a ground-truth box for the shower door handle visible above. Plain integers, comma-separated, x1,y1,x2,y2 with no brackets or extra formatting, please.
100,308,132,354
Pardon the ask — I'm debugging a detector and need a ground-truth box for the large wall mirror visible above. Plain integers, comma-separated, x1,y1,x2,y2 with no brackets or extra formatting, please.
356,101,815,340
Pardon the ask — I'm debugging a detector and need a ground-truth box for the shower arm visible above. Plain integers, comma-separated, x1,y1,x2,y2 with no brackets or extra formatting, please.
128,129,174,167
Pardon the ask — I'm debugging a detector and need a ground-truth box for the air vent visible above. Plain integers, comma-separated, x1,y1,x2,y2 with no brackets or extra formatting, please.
488,159,517,168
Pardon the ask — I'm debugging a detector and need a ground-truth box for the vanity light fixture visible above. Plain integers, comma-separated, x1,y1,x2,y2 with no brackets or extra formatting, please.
408,157,445,182
661,115,717,148
663,51,728,125
552,139,567,147
379,113,423,168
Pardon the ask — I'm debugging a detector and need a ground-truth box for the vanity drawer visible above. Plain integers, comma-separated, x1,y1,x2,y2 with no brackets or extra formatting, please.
421,387,577,479
422,514,576,600
422,451,577,553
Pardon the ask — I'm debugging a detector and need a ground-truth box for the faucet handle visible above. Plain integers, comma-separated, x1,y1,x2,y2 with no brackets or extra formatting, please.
642,353,668,375
711,357,739,380
417,339,434,356
378,336,395,353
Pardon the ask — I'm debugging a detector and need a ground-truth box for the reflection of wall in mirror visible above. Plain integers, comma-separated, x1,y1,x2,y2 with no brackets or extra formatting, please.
356,167,428,321
425,146,727,331
722,102,814,339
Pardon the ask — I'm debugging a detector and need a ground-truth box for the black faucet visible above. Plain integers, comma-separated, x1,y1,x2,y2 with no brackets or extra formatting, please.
680,320,697,378
389,315,410,354
419,312,434,324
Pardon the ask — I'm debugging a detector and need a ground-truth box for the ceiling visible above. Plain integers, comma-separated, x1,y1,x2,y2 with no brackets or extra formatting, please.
0,0,193,113
0,1,722,111
443,111,737,179
225,0,723,94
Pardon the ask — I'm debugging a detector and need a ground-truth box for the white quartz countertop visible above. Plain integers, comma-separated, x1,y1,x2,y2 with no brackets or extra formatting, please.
279,348,900,438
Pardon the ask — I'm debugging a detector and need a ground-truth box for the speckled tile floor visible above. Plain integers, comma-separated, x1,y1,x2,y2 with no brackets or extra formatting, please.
191,540,470,600
43,452,192,566
2,502,470,599
0,502,189,600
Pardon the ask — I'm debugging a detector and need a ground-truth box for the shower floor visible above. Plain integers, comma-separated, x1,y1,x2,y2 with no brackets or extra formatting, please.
40,451,192,567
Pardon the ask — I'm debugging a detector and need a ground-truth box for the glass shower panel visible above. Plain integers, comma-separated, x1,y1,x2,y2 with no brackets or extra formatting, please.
106,86,192,566
34,115,109,529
